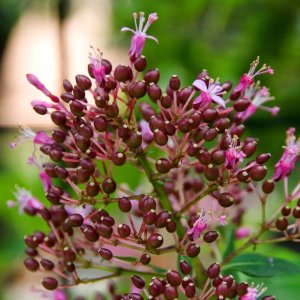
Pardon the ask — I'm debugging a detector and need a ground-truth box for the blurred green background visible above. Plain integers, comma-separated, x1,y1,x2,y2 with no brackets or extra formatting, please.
0,0,300,299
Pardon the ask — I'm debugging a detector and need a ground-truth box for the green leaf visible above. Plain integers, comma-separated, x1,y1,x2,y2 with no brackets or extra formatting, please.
148,264,168,274
114,256,138,263
222,224,236,259
223,253,300,277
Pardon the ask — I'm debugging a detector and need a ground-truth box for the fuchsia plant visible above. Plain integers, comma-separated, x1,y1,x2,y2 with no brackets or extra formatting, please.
8,11,300,300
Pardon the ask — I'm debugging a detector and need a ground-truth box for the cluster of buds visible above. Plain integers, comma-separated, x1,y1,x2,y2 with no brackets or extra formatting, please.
8,11,300,300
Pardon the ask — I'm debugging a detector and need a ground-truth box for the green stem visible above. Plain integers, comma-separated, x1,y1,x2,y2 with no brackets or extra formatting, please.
137,153,206,286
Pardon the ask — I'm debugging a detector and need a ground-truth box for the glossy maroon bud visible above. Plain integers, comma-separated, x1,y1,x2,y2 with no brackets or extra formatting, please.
180,277,192,289
149,115,164,131
105,75,117,91
132,80,148,99
185,283,196,298
249,165,267,181
204,164,219,181
100,215,115,227
45,191,60,204
131,275,145,289
197,148,211,165
155,158,172,173
51,130,66,143
25,248,38,257
139,196,156,213
179,260,191,275
76,167,90,183
148,83,162,101
63,247,76,262
127,131,142,148
212,275,223,287
117,224,131,237
51,111,67,126
204,128,219,141
230,89,241,100
177,86,193,105
24,257,39,271
73,85,85,99
237,282,248,296
144,68,160,84
223,275,234,288
202,108,218,122
114,65,129,82
102,178,116,194
211,149,225,165
143,209,157,225
101,58,112,74
293,206,300,218
98,248,113,260
221,81,232,92
262,179,275,194
134,55,147,72
49,149,63,162
164,121,176,136
155,211,171,228
227,280,238,298
61,92,75,103
207,263,220,278
216,282,229,298
80,158,95,174
95,96,107,108
214,117,231,132
117,124,130,140
164,284,178,300
161,94,173,108
166,270,182,286
233,99,251,112
111,152,126,166
169,75,180,91
178,117,192,133
275,217,288,230
164,220,175,233
74,134,91,152
63,79,73,92
76,74,92,90
149,282,161,297
256,153,271,164
66,214,84,227
86,181,100,197
117,197,131,213
95,223,113,238
186,243,200,257
186,143,199,157
218,192,235,207
231,124,245,137
82,225,99,242
139,103,155,121
105,102,119,118
154,129,168,146
237,170,249,182
33,104,47,115
242,141,257,157
148,233,163,248
40,258,54,271
203,230,219,243
140,253,151,265
281,205,291,216
94,116,108,132
70,100,85,117
42,277,58,290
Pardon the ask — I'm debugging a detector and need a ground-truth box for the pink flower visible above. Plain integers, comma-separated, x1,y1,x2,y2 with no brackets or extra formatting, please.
89,47,107,86
232,57,273,96
240,283,267,300
237,84,279,122
26,74,59,103
193,78,226,108
7,186,43,214
273,128,300,181
235,226,250,239
217,215,227,226
9,125,53,149
225,133,246,169
53,290,68,300
121,12,158,59
139,120,154,146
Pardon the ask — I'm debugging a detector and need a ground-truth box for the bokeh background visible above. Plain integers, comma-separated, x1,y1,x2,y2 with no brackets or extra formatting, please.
0,0,300,299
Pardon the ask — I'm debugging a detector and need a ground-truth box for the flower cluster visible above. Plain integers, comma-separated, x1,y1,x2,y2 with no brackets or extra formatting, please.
8,11,300,300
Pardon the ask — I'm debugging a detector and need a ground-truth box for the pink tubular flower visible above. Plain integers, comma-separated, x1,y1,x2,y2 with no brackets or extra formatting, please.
7,186,43,214
9,125,53,149
225,133,246,169
121,12,158,59
232,57,274,97
240,283,267,300
26,74,59,103
273,128,300,181
193,78,226,108
89,47,107,86
237,83,279,122
235,226,250,239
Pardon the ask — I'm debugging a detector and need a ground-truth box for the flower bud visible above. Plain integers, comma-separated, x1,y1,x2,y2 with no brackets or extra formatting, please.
179,260,191,275
66,214,84,227
102,178,116,194
134,55,147,72
42,277,58,290
202,108,218,122
112,152,126,166
118,197,132,212
40,258,54,271
207,263,220,278
242,141,257,157
249,165,267,181
104,102,119,118
161,94,173,108
154,130,168,146
204,164,219,181
167,270,182,286
117,224,131,237
155,158,172,173
262,179,275,194
186,243,200,257
86,181,100,196
98,248,113,260
144,68,160,84
184,283,196,298
140,253,151,265
169,75,180,91
63,79,73,92
131,275,145,289
24,257,39,271
256,153,271,164
217,192,235,208
94,116,108,132
203,230,219,243
275,217,288,231
147,233,164,248
233,99,250,112
148,83,162,101
164,284,178,300
51,111,67,126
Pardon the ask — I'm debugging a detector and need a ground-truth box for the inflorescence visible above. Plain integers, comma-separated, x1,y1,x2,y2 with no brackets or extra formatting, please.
8,11,300,300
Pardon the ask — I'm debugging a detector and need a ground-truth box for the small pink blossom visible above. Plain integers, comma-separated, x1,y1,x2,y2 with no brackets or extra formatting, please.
217,215,227,226
225,133,246,169
53,290,68,300
193,78,226,108
240,283,267,300
139,120,154,146
188,210,210,240
121,12,158,59
232,57,273,96
235,226,250,239
7,186,43,214
26,74,59,103
273,128,300,181
9,125,53,149
89,47,107,86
